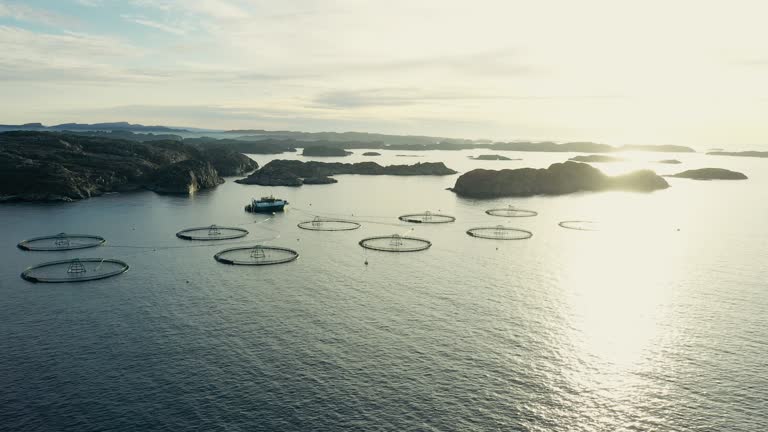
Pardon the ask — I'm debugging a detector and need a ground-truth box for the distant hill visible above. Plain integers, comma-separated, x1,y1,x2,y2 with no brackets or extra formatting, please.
620,144,695,153
226,130,472,146
0,122,189,133
707,151,768,158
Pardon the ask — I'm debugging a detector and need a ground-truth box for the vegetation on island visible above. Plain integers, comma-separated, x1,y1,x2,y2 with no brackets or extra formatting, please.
451,161,669,198
0,131,257,202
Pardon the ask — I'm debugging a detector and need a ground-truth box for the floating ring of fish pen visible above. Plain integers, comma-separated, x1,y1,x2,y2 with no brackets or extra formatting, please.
20,258,129,283
397,211,456,224
17,233,106,251
558,221,599,231
466,226,533,240
214,245,299,266
297,217,361,231
485,205,538,218
358,234,432,252
176,225,249,241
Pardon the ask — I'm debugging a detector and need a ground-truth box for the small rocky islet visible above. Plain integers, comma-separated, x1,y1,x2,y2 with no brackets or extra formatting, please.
301,146,352,157
469,154,520,161
667,168,748,180
569,154,624,163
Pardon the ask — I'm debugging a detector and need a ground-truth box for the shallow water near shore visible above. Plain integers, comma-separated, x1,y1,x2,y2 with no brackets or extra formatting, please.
1,149,767,431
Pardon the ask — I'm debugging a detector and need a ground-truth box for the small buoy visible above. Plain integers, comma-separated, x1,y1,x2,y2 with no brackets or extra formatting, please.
364,259,368,265
186,280,189,284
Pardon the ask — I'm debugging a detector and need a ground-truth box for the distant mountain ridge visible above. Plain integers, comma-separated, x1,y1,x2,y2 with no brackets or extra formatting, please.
0,122,698,153
0,122,189,133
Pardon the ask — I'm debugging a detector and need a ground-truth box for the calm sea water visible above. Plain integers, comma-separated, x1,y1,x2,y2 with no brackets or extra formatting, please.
1,150,766,431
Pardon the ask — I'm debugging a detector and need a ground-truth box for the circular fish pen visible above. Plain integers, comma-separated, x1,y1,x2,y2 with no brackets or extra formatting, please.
359,234,432,252
17,233,106,251
466,225,533,240
558,221,600,231
214,245,299,265
398,211,456,224
176,225,248,241
298,217,361,231
485,205,538,218
21,258,129,283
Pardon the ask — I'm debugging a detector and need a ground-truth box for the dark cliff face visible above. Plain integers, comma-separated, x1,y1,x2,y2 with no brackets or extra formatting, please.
452,161,669,198
199,147,258,176
0,131,253,202
146,160,224,194
235,159,457,186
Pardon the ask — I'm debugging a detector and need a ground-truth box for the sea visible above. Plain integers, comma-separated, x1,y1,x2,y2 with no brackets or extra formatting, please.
1,149,766,431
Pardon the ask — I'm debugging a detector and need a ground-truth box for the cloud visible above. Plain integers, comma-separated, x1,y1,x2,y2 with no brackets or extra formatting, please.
129,0,248,19
311,88,622,109
0,25,151,83
121,14,187,35
0,1,76,26
130,0,174,11
188,0,249,20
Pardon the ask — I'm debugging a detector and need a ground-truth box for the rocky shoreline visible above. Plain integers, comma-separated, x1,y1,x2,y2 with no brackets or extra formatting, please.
0,131,257,202
235,159,457,186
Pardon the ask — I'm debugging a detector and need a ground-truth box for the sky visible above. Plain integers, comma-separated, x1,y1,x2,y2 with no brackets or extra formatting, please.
1,0,768,148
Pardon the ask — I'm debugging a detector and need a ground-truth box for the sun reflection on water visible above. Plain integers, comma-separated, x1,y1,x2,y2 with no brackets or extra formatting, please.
553,193,694,426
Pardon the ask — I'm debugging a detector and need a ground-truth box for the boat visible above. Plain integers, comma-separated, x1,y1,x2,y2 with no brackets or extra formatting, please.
245,195,288,213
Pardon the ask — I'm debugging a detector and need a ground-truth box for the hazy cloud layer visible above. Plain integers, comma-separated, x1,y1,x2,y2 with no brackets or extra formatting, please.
1,0,768,146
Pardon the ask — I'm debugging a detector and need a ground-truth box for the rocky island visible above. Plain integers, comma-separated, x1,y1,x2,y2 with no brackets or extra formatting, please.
363,152,381,156
569,155,624,163
0,131,257,202
451,161,669,198
236,159,457,186
657,159,682,164
302,146,352,157
470,154,520,161
667,168,748,180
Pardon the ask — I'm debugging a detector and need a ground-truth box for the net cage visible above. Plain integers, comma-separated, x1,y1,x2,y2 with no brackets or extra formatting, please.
21,258,129,283
398,211,456,224
176,225,249,241
297,217,361,231
359,234,432,252
485,205,538,218
558,221,600,231
17,233,106,251
214,245,299,265
466,225,533,240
